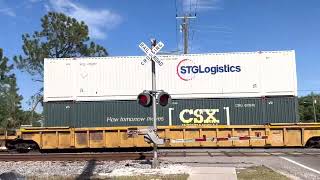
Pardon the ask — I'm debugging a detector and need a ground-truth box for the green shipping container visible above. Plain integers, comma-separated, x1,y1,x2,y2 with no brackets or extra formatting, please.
43,96,299,127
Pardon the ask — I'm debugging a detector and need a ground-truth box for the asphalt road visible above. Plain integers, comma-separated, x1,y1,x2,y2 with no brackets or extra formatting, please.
159,148,320,180
279,155,320,178
285,155,320,172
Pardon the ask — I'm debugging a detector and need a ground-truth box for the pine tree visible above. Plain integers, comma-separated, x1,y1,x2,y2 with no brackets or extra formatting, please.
14,12,108,80
0,48,23,128
13,12,108,112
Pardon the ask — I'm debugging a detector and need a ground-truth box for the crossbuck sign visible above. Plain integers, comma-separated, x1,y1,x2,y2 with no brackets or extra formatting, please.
139,41,164,66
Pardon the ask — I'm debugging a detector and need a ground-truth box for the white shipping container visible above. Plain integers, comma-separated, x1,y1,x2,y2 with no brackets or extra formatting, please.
43,50,297,102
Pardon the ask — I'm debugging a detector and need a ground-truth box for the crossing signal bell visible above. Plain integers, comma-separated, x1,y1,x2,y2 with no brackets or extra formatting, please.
137,91,171,107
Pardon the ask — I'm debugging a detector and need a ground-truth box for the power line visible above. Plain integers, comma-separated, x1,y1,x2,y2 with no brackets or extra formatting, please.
174,0,179,51
190,28,195,41
188,16,197,52
298,90,320,92
188,0,198,53
194,0,199,16
189,0,192,15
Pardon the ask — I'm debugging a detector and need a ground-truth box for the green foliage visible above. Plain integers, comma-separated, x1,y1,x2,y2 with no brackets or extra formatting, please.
298,93,320,122
14,11,108,79
13,12,108,117
0,48,24,128
18,110,43,127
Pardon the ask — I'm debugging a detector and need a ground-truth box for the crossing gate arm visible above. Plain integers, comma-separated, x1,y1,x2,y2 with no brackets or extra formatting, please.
127,128,267,145
127,127,164,145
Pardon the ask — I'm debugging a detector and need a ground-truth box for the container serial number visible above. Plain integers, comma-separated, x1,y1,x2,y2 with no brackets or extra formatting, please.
235,104,256,108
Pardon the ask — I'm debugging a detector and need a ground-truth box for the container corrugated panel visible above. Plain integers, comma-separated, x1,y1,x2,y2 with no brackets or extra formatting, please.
158,51,297,99
44,60,77,101
264,97,299,123
44,96,298,127
44,102,75,126
44,50,297,102
44,56,152,102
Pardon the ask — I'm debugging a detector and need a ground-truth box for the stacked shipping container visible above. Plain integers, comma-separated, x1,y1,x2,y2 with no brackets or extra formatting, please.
43,50,298,127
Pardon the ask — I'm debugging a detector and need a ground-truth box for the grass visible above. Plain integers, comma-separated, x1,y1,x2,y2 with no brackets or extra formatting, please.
110,174,189,180
27,174,189,180
237,166,290,180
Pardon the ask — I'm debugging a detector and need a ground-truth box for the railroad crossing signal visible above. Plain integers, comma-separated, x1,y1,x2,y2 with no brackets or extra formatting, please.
139,41,164,66
137,92,152,107
137,91,171,107
138,39,166,168
157,92,171,106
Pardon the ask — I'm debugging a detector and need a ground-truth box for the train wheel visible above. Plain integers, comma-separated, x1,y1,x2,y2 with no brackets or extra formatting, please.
306,137,320,148
6,140,39,153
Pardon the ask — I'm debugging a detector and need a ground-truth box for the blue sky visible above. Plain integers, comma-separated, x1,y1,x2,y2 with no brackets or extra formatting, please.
0,0,320,111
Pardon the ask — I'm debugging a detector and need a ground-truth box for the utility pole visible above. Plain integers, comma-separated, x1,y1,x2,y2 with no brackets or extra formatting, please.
312,93,317,122
176,14,196,54
183,17,188,54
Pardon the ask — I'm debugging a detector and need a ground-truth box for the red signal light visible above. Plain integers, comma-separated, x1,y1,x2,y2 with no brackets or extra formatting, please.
158,92,171,106
137,92,152,107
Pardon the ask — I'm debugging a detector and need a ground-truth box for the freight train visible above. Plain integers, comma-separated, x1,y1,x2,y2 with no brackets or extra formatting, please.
44,50,298,127
1,50,320,152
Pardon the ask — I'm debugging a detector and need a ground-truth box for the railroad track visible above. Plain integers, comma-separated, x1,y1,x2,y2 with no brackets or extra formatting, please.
159,151,320,157
0,152,153,161
0,149,320,161
159,148,320,157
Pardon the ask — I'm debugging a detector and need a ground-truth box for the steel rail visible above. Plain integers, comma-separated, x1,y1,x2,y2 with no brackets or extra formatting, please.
0,149,320,161
0,152,153,161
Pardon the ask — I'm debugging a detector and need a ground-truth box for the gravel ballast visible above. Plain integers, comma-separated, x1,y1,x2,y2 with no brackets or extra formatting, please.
0,160,190,178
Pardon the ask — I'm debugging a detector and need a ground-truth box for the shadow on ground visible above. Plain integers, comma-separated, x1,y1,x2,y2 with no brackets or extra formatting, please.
0,171,25,180
76,159,97,180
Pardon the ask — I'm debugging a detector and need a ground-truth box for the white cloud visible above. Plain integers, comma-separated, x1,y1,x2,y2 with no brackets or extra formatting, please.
182,0,221,13
46,0,121,39
0,8,16,17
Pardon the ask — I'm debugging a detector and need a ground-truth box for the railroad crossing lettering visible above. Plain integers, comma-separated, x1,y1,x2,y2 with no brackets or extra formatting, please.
139,41,164,66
